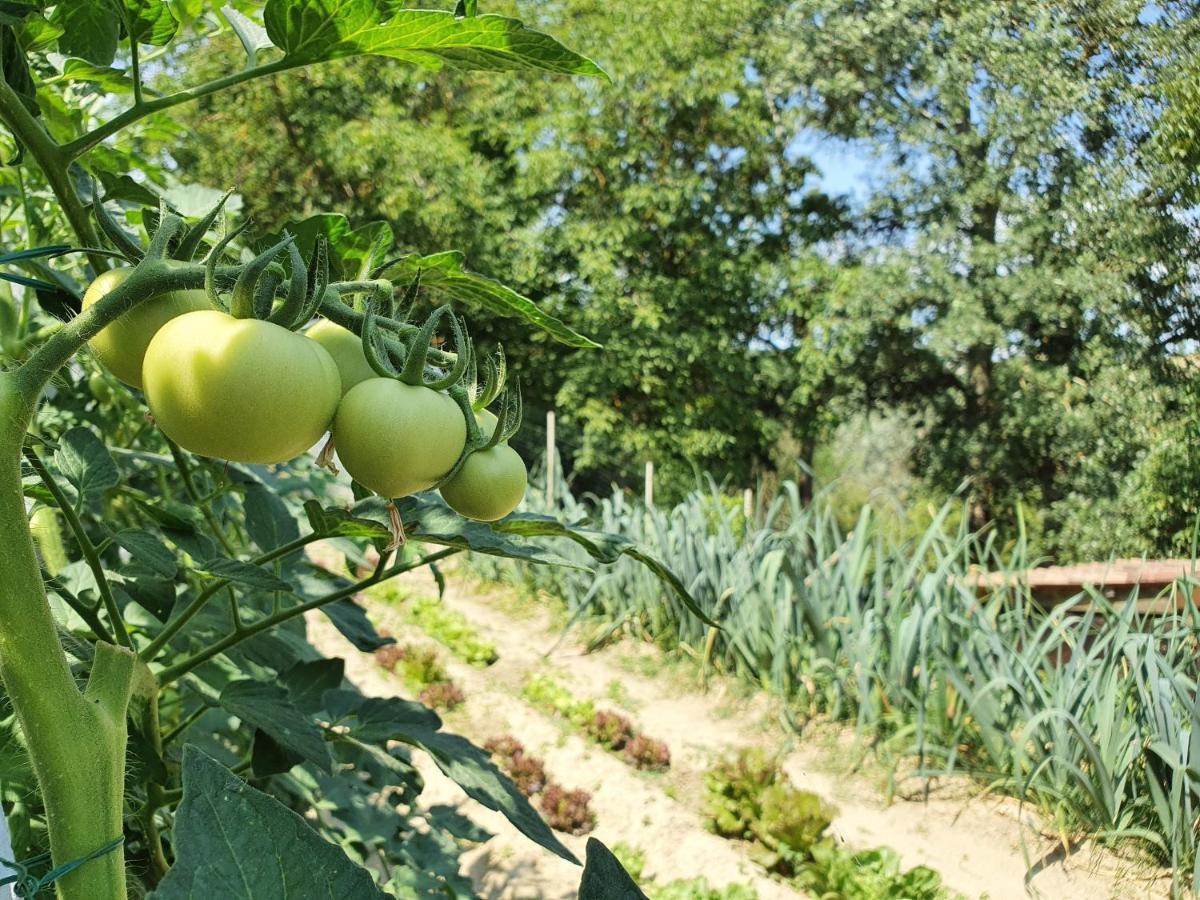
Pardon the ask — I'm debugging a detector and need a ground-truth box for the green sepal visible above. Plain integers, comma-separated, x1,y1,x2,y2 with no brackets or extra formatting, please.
174,188,234,263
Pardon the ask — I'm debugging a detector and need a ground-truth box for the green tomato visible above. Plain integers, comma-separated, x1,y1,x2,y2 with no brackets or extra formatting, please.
87,372,114,405
439,445,527,522
82,264,212,388
476,408,499,441
143,309,342,464
333,377,466,498
304,319,377,396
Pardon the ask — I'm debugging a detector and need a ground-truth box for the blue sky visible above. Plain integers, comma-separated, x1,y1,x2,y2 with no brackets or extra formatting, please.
792,131,878,204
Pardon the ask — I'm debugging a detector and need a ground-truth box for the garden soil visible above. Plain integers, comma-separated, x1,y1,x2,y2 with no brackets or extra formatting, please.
305,560,1172,900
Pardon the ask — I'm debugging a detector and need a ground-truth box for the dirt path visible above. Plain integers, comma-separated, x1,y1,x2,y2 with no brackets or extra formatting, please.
306,565,1172,899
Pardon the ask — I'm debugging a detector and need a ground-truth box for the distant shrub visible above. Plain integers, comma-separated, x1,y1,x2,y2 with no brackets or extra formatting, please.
586,709,635,750
704,749,832,874
796,845,947,900
623,734,670,771
650,878,758,900
419,682,465,712
540,784,595,835
373,642,406,673
402,595,499,666
484,736,548,797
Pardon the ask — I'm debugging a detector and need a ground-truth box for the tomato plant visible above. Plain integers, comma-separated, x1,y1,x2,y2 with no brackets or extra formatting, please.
0,3,663,897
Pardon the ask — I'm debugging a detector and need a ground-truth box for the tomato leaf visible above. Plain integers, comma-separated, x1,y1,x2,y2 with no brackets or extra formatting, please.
381,250,600,349
579,837,649,899
54,59,135,94
219,679,332,773
147,748,387,899
279,657,344,714
124,0,179,47
113,528,177,578
302,499,392,546
263,2,606,78
493,512,719,627
363,494,588,569
53,427,120,506
243,483,300,555
51,0,120,66
325,690,577,865
196,558,293,593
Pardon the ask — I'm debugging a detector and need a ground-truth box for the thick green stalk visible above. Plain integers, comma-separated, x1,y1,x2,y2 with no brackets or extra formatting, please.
0,375,134,900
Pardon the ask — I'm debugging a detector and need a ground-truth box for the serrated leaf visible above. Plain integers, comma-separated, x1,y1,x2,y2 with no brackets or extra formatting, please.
279,657,344,713
196,558,292,593
358,494,588,569
250,728,302,777
55,59,134,93
147,748,387,899
125,0,178,46
495,512,718,627
325,690,575,862
53,427,119,505
302,500,392,545
579,837,648,899
402,727,578,864
321,598,394,652
382,250,599,348
244,483,300,555
263,2,605,78
325,690,441,737
52,0,119,66
219,680,332,773
113,528,177,578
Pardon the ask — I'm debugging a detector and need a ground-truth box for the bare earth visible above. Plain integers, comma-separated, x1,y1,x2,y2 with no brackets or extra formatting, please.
304,564,1173,900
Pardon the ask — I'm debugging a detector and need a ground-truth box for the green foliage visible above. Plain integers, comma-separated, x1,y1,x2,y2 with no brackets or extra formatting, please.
476,477,1200,885
704,750,833,874
388,590,499,666
703,749,950,897
797,845,949,900
650,879,757,900
539,784,596,836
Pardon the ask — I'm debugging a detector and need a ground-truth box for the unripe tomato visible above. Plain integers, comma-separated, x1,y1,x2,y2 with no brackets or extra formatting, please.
304,319,377,396
333,378,466,498
88,372,114,405
476,408,499,441
439,445,527,521
143,310,341,464
82,264,212,388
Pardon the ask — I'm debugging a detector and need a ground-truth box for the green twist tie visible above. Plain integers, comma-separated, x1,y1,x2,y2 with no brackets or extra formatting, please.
0,836,124,897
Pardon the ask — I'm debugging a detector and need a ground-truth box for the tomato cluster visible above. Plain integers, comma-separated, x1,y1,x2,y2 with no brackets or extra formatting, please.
85,255,528,523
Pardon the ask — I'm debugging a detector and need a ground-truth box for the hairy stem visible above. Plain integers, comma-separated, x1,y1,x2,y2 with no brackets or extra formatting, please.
23,446,133,648
140,532,321,662
0,376,133,900
0,74,107,274
62,59,295,160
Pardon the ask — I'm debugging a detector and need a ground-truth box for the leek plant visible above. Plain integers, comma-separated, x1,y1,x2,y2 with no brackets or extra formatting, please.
474,472,1200,892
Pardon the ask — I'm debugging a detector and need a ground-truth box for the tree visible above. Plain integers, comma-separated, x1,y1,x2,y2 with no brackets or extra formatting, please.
776,0,1200,554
